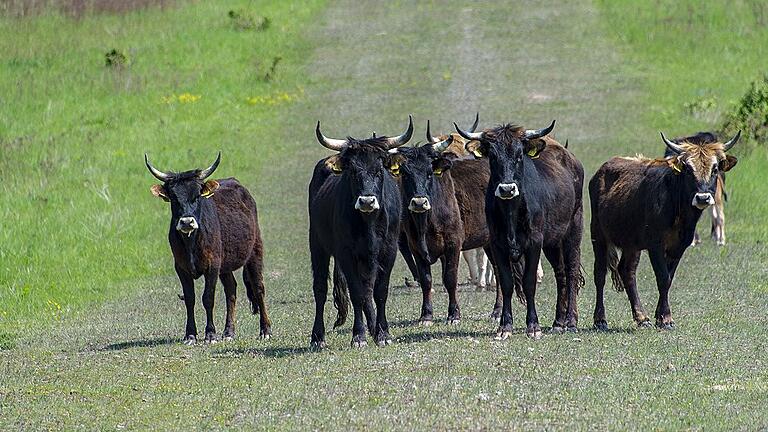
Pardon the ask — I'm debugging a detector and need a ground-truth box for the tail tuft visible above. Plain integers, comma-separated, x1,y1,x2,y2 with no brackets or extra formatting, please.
607,244,624,292
512,261,526,305
332,263,350,328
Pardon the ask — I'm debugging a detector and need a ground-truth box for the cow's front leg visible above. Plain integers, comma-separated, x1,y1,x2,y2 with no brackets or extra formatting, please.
649,249,677,330
413,253,434,325
492,247,516,340
175,265,197,345
202,270,219,343
441,247,462,325
523,246,543,340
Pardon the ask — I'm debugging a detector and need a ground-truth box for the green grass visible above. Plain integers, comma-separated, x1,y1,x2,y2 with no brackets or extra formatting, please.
1,0,768,430
0,0,325,325
597,0,768,242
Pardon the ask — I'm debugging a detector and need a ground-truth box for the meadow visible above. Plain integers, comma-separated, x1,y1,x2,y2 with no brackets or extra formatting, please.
1,0,767,429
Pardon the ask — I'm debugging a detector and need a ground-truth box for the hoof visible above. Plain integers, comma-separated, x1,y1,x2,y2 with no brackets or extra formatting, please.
489,310,501,321
351,339,367,348
222,335,234,342
637,320,653,328
260,333,272,340
494,331,512,341
526,328,543,340
418,319,434,327
204,334,218,344
447,319,461,325
550,325,565,334
404,278,419,288
182,335,197,346
593,321,609,331
310,340,326,350
376,338,392,347
566,326,578,333
656,321,675,331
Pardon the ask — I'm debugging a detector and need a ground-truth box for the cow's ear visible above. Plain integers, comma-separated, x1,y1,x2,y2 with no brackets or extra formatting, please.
668,156,684,174
325,155,343,175
524,138,546,159
387,153,406,176
720,154,738,172
432,157,453,177
150,184,170,202
201,180,219,198
465,140,484,158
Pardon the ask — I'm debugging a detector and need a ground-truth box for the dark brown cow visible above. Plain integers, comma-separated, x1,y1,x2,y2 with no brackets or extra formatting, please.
146,154,271,344
387,121,492,325
664,132,729,246
456,121,585,339
590,131,740,330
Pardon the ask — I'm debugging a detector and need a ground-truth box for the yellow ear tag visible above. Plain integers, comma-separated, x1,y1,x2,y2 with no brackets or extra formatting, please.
390,162,400,176
672,162,682,174
433,168,443,177
332,162,342,174
527,148,540,159
472,149,483,158
202,189,215,198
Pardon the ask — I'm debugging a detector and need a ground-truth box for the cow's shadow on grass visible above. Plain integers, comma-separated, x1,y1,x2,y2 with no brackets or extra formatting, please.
212,345,315,359
101,336,178,351
395,328,492,344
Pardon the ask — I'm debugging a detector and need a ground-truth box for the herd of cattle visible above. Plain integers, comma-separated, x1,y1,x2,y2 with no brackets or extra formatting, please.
145,115,740,347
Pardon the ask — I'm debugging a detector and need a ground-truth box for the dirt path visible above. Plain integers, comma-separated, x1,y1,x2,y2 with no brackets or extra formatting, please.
2,1,767,430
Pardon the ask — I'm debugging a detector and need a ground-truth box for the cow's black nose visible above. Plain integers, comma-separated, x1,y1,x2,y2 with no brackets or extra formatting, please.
355,195,380,213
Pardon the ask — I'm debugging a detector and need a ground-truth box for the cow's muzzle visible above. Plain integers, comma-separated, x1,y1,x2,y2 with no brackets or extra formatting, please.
692,193,714,209
176,216,199,236
408,196,431,213
355,195,380,213
495,183,519,200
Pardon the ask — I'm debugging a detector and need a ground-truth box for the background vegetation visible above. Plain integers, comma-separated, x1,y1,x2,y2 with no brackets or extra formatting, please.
1,0,767,429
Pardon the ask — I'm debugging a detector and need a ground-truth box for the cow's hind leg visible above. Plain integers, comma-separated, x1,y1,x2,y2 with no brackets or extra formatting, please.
373,248,397,346
523,246,544,339
175,265,197,345
309,245,330,348
543,246,567,333
219,272,237,341
563,212,583,332
244,253,272,339
619,249,650,327
592,237,609,330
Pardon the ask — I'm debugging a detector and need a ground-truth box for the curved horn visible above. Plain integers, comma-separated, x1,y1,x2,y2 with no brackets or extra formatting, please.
432,135,453,153
469,112,480,133
723,130,741,152
199,152,221,180
564,139,569,149
145,154,171,182
385,115,414,149
524,120,556,139
371,131,377,138
454,122,483,141
426,120,439,144
315,121,348,151
660,132,684,154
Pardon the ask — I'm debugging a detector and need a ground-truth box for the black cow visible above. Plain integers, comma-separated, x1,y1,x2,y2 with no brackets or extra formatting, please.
146,153,271,344
590,131,740,330
387,121,493,325
455,121,585,339
308,117,413,348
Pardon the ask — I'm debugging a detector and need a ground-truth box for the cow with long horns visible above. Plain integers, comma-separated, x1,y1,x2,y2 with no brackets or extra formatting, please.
309,117,413,348
145,154,271,344
455,121,585,339
387,117,494,325
590,131,741,330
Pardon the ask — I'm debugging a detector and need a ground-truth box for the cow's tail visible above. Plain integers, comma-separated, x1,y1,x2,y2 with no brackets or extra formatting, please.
512,261,526,304
332,262,350,329
576,263,586,295
607,243,624,292
242,270,260,314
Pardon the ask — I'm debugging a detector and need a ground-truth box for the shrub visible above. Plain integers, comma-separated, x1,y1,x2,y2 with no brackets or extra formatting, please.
720,74,768,150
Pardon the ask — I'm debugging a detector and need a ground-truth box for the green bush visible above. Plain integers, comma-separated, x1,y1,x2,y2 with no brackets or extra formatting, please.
721,74,768,149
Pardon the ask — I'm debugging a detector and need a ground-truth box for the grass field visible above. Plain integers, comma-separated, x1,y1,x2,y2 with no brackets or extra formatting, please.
1,0,767,430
